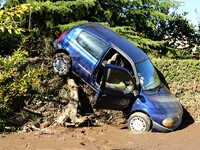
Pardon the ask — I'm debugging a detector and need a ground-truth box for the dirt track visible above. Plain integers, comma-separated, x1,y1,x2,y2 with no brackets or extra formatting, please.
0,122,200,150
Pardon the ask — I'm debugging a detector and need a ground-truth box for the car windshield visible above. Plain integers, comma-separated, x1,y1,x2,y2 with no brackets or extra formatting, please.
135,59,161,90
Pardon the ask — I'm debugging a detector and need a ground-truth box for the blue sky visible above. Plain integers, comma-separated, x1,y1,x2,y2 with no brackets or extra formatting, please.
175,0,200,26
0,0,6,9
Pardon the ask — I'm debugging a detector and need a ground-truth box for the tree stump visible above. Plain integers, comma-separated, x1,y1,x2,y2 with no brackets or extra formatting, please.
56,78,87,126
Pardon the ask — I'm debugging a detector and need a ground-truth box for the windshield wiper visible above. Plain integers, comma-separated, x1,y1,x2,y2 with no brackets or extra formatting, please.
155,83,163,91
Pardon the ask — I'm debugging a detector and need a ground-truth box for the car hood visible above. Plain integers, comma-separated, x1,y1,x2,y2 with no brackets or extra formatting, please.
142,85,183,117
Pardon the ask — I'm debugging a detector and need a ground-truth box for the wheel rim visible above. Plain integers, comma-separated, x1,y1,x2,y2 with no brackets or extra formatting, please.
129,117,146,131
53,56,68,74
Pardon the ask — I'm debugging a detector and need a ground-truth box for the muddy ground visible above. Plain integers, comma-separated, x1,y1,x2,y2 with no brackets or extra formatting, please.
0,121,200,150
1,69,199,150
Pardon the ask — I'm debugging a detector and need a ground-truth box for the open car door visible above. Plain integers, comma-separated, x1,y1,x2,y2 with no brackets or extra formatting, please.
94,64,138,110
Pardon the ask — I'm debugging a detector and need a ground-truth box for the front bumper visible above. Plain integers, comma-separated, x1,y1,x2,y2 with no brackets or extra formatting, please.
152,118,182,132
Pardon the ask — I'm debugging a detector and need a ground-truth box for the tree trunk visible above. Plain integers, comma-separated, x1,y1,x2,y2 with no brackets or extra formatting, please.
56,78,87,126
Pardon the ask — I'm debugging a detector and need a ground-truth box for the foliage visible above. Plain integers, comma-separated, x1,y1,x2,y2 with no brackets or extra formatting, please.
164,12,197,49
0,49,48,131
0,3,31,55
0,3,30,34
152,59,200,83
58,20,89,32
24,0,97,35
0,49,28,101
0,49,26,130
15,1,200,57
0,0,198,58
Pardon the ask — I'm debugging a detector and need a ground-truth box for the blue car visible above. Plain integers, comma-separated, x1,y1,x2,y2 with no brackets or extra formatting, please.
52,22,183,132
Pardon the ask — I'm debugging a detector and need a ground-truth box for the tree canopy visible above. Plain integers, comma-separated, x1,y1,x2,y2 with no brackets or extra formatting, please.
0,0,199,57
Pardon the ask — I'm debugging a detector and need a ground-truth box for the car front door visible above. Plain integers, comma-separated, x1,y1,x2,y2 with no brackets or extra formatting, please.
93,64,138,110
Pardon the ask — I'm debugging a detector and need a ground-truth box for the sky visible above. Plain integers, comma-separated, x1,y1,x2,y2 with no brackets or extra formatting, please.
0,0,6,9
175,0,200,26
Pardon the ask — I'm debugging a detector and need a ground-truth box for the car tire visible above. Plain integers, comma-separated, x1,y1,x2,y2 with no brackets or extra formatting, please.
53,53,71,76
127,112,151,131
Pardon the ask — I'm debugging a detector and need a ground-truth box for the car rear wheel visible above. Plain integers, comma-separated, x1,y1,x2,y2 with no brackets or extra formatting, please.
53,53,71,76
128,112,151,131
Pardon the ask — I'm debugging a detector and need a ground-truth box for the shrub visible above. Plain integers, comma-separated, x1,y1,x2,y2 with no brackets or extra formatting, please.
0,49,47,131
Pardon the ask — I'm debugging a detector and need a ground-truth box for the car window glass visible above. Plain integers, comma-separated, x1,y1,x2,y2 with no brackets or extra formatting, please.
135,59,161,90
76,31,107,59
105,68,134,93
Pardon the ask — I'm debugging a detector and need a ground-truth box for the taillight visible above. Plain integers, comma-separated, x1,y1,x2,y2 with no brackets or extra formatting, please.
56,32,66,42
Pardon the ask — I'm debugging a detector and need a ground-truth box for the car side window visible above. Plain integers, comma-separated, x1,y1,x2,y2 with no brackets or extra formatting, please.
76,31,107,59
105,67,134,93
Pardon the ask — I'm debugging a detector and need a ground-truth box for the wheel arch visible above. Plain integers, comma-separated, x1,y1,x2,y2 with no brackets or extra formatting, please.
54,49,69,55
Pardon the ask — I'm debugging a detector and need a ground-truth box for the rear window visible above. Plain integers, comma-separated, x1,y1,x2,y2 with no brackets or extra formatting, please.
76,31,107,59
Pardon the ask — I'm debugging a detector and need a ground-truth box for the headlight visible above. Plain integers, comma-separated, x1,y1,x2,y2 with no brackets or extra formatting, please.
162,118,174,128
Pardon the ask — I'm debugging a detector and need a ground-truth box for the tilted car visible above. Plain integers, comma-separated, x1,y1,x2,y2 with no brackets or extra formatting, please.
52,22,183,132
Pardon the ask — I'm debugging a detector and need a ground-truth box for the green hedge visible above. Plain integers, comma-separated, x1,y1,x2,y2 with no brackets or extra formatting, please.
152,59,200,121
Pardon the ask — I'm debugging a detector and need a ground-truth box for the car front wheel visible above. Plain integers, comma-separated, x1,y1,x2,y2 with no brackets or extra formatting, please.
53,53,71,76
127,112,151,131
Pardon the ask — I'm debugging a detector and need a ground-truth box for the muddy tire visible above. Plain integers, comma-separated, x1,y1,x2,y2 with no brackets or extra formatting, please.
127,112,151,131
53,53,71,76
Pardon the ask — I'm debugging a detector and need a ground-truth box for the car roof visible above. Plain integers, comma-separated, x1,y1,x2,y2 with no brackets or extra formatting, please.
78,22,148,63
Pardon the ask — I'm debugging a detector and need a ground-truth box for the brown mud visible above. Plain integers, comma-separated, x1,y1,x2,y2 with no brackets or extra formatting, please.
0,122,200,150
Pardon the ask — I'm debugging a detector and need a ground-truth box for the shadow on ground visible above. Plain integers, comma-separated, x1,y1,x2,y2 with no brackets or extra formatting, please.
177,106,195,131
